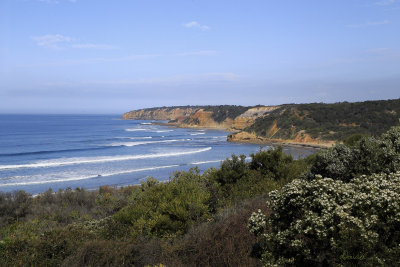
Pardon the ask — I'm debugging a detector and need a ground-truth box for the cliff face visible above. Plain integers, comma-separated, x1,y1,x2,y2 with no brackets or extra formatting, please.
122,107,198,121
231,106,280,130
122,105,333,147
122,106,279,130
175,109,233,129
123,99,399,148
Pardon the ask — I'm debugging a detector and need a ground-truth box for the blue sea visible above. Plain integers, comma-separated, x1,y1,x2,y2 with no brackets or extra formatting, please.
0,115,316,194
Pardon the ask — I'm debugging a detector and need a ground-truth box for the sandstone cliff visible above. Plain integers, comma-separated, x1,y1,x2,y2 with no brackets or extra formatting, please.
122,105,280,131
122,99,399,148
230,106,280,130
122,107,198,121
122,105,335,148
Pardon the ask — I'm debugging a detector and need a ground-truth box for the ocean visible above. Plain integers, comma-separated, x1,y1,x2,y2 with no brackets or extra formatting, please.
0,114,316,194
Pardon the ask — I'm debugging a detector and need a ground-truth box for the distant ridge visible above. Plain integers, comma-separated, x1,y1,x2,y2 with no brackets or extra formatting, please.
123,99,400,148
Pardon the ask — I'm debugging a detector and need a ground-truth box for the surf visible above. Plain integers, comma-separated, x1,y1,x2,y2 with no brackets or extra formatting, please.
0,147,212,170
0,164,180,186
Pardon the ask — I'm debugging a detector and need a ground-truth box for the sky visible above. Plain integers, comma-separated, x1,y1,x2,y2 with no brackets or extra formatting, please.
0,0,399,114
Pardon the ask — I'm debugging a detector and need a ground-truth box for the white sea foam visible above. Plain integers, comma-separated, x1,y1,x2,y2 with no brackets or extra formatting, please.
0,165,180,186
191,160,223,165
153,130,173,133
190,132,206,135
116,136,152,140
140,122,153,125
125,128,147,132
108,139,180,147
0,147,212,171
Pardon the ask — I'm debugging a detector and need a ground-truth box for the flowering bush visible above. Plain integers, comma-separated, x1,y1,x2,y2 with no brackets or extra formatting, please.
308,126,400,182
249,172,400,266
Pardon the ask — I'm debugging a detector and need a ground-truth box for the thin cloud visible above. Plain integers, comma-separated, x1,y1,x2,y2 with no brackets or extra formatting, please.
71,44,119,50
183,21,210,31
347,19,389,28
374,0,398,5
31,34,72,49
31,34,118,50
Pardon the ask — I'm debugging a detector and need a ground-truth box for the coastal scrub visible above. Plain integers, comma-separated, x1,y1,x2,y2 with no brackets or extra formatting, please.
249,172,400,266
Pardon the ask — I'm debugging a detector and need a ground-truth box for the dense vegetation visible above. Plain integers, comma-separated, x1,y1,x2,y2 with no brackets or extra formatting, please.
249,172,400,266
1,124,400,266
246,98,400,141
0,147,309,266
249,126,400,266
203,105,249,123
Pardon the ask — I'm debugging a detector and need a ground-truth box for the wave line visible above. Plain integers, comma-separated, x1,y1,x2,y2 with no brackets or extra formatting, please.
0,147,212,171
0,165,180,186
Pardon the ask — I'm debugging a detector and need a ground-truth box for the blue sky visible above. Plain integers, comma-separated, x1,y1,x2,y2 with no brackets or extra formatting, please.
0,0,399,113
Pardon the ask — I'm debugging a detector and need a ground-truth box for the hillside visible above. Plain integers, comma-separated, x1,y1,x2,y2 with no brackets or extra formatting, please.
235,99,400,145
123,99,400,147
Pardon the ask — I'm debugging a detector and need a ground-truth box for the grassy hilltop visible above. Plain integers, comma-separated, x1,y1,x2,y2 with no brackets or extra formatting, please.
245,99,400,141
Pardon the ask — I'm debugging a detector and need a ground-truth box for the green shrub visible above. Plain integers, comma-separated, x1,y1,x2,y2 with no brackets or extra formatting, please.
114,168,211,238
308,126,400,182
210,154,248,186
249,146,294,180
207,148,310,209
343,133,369,147
249,172,400,266
0,191,32,227
161,197,267,267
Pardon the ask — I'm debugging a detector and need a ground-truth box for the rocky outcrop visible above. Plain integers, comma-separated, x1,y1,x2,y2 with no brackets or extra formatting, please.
228,131,335,148
174,109,233,129
230,106,280,130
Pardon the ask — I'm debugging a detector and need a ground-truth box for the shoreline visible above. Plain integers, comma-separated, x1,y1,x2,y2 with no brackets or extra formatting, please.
152,121,333,149
152,121,229,131
228,138,332,149
10,118,322,196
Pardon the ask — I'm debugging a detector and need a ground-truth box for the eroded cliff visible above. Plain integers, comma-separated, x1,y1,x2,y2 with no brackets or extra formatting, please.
122,99,400,148
122,107,198,121
122,105,279,131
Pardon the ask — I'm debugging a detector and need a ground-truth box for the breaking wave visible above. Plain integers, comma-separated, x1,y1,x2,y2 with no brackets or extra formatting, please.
0,147,212,171
0,165,180,186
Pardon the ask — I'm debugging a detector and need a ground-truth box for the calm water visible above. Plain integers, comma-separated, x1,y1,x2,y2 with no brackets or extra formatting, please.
0,115,316,194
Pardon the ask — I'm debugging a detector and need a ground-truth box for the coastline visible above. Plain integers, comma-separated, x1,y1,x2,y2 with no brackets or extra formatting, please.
227,137,332,149
152,121,333,149
3,116,321,196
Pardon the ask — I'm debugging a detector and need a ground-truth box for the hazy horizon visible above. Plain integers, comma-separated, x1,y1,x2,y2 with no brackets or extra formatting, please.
1,97,400,115
1,0,399,114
